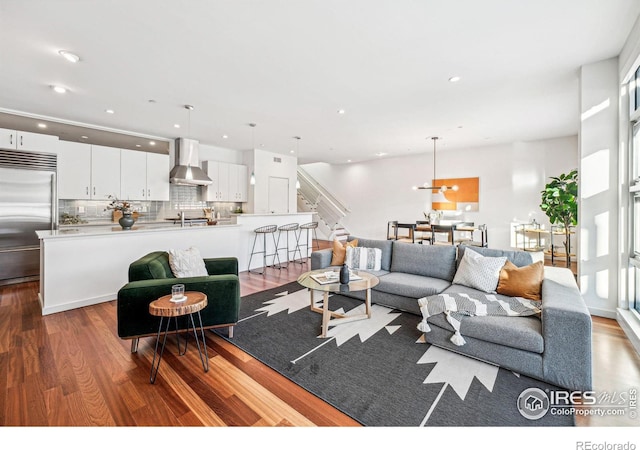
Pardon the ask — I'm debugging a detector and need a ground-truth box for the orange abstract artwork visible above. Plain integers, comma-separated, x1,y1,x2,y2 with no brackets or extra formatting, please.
432,177,479,211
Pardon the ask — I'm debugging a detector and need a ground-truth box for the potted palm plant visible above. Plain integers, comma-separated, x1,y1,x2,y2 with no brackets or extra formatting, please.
540,169,578,269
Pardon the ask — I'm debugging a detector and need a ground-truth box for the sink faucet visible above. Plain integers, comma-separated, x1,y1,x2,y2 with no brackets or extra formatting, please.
179,211,185,228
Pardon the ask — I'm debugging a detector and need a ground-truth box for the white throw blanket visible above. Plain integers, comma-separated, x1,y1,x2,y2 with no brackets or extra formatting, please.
417,292,541,346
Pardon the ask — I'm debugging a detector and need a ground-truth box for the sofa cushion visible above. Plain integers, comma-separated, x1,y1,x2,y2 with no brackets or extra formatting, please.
375,272,451,299
434,284,544,353
452,247,507,293
390,241,457,281
458,244,533,268
497,260,544,301
348,236,393,271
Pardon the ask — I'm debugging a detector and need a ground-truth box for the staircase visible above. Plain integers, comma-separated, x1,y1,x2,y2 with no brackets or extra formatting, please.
297,167,351,242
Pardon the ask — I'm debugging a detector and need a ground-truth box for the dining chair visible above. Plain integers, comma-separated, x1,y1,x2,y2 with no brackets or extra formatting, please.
415,220,432,244
452,222,475,246
431,224,454,245
387,221,398,240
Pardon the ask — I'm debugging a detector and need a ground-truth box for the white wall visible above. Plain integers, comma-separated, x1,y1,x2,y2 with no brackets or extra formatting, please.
247,148,298,214
198,143,245,165
302,136,578,250
579,58,620,319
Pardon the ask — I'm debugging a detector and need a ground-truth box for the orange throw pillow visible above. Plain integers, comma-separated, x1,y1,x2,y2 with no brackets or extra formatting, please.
496,260,544,301
330,239,358,266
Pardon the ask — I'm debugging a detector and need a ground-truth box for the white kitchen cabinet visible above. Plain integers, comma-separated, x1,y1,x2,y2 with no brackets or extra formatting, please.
227,163,248,201
203,161,247,202
203,161,229,201
91,145,121,200
0,127,59,152
57,141,92,199
145,152,170,201
120,149,147,200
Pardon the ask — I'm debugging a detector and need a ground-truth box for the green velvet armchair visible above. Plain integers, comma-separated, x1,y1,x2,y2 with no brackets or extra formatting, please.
117,251,240,352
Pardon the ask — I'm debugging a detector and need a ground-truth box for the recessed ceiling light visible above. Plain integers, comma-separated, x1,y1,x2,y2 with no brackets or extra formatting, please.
58,50,80,63
105,109,114,114
135,144,141,147
174,124,180,128
222,135,228,139
448,76,461,83
37,123,47,129
149,141,156,146
81,135,88,139
52,85,67,94
290,150,295,154
375,152,387,157
338,109,346,115
347,159,352,163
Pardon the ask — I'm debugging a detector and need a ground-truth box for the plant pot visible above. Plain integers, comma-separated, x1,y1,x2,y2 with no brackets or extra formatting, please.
118,212,135,230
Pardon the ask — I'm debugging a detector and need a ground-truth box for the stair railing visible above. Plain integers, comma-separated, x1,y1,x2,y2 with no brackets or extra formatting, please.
297,167,350,231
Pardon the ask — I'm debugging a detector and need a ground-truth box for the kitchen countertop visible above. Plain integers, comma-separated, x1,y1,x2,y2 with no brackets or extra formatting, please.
37,223,239,239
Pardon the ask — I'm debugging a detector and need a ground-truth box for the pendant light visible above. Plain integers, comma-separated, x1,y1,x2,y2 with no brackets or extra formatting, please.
413,137,458,193
249,123,256,185
294,136,301,189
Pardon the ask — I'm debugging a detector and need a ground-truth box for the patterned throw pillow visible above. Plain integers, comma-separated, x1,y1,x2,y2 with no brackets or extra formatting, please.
452,248,507,293
345,246,382,271
168,247,208,278
330,238,359,266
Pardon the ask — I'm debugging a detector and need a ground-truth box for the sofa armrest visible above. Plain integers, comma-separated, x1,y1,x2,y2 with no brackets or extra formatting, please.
204,257,238,276
311,248,333,270
117,274,240,339
540,266,592,391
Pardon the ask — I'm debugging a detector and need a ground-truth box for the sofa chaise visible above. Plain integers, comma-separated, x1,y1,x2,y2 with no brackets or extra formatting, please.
311,237,592,392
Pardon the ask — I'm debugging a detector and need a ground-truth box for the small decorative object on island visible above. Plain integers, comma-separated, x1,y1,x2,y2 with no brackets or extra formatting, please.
540,169,578,269
340,263,350,284
105,195,136,230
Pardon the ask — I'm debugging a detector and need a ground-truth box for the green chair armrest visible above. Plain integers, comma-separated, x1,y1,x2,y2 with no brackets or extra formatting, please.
204,257,238,276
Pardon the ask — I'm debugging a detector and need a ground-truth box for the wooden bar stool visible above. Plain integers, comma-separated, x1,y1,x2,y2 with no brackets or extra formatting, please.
248,224,281,275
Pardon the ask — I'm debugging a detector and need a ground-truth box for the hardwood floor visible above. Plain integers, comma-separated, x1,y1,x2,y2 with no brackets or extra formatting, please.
0,240,639,431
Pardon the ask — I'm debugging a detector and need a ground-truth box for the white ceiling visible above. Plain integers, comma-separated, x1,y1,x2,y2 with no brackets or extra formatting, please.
1,0,639,164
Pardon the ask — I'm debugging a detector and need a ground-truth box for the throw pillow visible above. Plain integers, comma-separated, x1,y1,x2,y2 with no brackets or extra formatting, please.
452,247,507,293
330,238,358,266
345,246,382,271
496,260,544,301
168,247,208,278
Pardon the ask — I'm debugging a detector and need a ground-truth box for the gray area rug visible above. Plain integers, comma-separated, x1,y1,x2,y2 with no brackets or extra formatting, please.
216,282,574,427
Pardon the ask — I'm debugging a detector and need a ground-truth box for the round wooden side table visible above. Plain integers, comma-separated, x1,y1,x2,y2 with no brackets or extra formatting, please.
148,291,209,384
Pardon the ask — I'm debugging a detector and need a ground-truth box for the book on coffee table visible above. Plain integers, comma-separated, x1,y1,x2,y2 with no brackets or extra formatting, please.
310,273,362,285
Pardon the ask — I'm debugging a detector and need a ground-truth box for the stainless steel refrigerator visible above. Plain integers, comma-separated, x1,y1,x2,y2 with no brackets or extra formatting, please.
0,148,57,285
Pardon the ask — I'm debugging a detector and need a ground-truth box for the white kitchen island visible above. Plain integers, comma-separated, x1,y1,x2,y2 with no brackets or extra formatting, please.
36,212,315,315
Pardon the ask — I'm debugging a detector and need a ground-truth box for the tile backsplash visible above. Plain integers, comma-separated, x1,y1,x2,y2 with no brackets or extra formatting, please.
59,185,243,225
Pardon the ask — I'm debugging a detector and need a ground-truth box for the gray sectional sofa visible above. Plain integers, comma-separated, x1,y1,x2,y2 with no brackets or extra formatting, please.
311,236,592,392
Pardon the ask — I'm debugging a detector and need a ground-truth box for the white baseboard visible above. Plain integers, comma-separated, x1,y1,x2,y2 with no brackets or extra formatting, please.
617,308,640,358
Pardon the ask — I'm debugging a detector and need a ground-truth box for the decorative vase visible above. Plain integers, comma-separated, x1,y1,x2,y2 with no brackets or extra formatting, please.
339,263,350,284
118,211,135,230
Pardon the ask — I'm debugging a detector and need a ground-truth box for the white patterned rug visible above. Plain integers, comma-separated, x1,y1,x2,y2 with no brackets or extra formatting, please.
215,282,574,426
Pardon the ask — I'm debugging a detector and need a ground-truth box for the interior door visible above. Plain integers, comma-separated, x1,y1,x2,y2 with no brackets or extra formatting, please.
268,176,289,213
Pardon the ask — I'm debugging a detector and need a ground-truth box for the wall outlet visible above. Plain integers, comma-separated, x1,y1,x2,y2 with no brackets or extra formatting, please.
78,206,85,213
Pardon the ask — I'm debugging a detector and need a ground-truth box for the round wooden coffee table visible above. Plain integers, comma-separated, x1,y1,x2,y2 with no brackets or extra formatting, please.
148,291,209,384
297,269,379,337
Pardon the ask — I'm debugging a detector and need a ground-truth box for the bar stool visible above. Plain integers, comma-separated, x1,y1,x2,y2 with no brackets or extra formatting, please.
296,221,320,263
275,223,302,268
248,224,281,275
